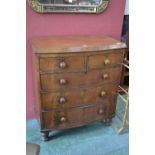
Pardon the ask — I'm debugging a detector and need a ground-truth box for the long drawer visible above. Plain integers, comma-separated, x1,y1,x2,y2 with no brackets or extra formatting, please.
41,84,118,110
42,102,107,130
40,67,121,91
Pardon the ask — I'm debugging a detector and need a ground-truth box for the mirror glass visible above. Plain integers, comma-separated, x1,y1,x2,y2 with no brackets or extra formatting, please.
38,0,101,5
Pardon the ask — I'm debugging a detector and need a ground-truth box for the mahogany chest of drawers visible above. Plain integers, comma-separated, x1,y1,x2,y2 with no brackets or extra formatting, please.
31,36,126,141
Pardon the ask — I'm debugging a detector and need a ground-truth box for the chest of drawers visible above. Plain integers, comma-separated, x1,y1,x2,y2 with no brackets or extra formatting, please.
31,36,126,141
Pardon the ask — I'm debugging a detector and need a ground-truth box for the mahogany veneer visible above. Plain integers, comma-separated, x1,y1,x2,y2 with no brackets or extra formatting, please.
31,36,126,141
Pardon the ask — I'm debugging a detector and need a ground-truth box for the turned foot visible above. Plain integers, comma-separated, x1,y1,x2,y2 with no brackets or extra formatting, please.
41,131,49,141
102,118,112,126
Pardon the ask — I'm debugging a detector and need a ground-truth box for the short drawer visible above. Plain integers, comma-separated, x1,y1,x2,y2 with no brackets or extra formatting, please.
88,51,123,69
41,84,118,110
39,55,85,73
42,102,107,130
40,67,121,90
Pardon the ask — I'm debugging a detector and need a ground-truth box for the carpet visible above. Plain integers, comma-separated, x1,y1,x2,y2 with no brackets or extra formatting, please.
26,97,129,155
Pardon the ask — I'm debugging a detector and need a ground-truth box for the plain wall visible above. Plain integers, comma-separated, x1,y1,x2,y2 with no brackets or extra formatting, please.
26,0,126,119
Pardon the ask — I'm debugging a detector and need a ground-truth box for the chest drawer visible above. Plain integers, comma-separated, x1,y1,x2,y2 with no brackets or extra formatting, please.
88,52,123,69
41,84,118,110
42,102,107,130
39,55,85,73
40,67,121,90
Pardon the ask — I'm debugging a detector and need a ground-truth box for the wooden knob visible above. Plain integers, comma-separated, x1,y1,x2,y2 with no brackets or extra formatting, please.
60,117,66,122
104,59,110,65
59,61,67,69
100,91,106,97
102,73,109,79
59,79,67,85
98,109,104,115
59,97,66,104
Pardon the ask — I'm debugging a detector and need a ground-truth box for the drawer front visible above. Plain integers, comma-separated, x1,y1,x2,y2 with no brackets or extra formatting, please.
40,72,84,90
40,67,121,90
42,102,107,129
88,52,123,69
41,84,118,110
39,55,85,73
86,67,121,86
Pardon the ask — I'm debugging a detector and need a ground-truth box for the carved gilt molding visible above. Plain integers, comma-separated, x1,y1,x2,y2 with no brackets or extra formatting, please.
97,1,109,14
28,0,43,13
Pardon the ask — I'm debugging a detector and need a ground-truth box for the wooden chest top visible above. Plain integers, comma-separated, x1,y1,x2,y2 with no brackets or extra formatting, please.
30,35,126,54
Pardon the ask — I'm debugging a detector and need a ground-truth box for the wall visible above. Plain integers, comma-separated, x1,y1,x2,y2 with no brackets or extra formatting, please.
26,0,126,119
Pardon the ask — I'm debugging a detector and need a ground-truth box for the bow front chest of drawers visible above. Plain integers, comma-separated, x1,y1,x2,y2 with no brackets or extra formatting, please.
31,36,126,141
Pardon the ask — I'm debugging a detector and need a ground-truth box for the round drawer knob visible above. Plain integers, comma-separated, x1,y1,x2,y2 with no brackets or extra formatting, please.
98,109,104,115
102,73,109,79
100,91,106,97
104,59,110,65
59,79,67,85
59,97,66,104
60,117,66,122
59,61,67,69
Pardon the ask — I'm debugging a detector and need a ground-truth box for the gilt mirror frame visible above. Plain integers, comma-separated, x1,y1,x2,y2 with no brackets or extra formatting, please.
28,0,109,14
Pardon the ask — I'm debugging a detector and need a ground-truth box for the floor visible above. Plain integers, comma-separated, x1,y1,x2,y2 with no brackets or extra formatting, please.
26,97,129,155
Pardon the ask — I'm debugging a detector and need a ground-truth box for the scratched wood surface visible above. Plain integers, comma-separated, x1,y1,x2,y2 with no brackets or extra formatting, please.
31,35,126,54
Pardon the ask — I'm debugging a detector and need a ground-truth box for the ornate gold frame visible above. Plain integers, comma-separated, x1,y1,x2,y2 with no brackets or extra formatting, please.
28,0,109,14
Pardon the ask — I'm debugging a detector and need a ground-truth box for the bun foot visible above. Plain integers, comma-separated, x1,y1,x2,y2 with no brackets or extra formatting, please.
41,131,49,141
102,118,112,126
